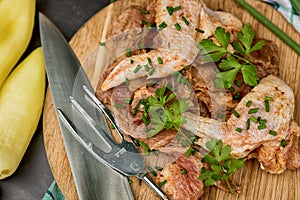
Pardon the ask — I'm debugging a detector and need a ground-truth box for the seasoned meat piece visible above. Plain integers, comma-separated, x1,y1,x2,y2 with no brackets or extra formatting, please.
186,65,237,119
101,0,242,91
183,75,300,174
248,39,279,79
156,154,204,200
108,8,144,38
144,0,157,24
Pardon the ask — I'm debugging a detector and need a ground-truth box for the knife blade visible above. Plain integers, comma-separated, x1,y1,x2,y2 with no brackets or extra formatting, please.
39,12,169,200
39,13,135,200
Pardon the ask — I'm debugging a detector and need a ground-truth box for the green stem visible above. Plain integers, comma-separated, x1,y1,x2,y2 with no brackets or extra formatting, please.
225,178,235,195
230,52,254,66
236,0,300,55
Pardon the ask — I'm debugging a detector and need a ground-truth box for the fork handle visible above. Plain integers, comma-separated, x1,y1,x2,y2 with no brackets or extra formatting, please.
140,175,169,200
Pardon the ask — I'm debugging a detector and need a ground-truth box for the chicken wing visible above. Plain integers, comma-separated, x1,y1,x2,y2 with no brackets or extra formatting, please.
183,75,300,174
101,0,242,91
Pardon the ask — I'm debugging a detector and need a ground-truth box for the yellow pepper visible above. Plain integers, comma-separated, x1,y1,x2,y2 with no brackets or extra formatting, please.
0,0,36,88
0,47,46,180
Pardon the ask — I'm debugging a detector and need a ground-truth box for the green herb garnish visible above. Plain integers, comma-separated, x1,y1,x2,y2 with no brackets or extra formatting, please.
199,139,244,194
198,25,263,89
140,86,189,138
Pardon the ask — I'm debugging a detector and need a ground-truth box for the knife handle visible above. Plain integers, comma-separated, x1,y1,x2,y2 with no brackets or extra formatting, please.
140,175,169,200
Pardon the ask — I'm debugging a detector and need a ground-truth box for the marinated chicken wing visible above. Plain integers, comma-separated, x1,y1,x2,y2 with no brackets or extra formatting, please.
101,0,242,91
183,75,300,174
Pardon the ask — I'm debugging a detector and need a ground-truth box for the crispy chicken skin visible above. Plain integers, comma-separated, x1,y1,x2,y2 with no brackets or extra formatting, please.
184,75,300,174
101,0,242,91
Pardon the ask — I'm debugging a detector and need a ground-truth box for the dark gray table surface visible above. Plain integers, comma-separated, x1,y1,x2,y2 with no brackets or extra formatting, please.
0,0,110,199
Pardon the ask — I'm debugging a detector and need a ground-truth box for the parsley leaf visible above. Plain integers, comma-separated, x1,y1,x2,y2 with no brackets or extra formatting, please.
199,139,244,194
143,86,190,138
214,56,242,88
241,64,259,86
198,25,264,89
233,24,266,56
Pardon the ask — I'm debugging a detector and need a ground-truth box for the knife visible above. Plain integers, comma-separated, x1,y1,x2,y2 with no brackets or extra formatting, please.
39,13,168,200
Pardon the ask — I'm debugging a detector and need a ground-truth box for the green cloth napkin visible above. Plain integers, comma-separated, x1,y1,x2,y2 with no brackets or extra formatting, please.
262,0,300,32
42,180,65,200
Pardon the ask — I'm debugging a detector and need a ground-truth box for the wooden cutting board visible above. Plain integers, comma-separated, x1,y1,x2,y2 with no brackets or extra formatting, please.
43,0,300,199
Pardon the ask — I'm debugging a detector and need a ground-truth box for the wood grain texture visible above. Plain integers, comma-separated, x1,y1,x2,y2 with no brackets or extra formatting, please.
42,0,300,199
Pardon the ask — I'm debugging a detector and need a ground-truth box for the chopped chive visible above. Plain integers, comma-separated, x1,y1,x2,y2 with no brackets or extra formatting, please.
269,130,277,136
246,100,252,107
128,179,133,184
281,139,287,147
175,23,181,31
257,116,261,122
234,80,242,88
184,65,191,70
232,110,240,118
110,0,116,3
195,28,205,33
246,118,251,130
140,9,149,14
139,141,149,155
180,169,187,175
142,115,149,125
166,6,173,15
114,104,125,109
149,68,155,76
158,21,167,30
147,57,152,66
99,42,106,46
147,166,157,176
157,57,163,64
182,16,189,25
159,180,167,187
265,96,273,101
130,59,134,64
142,20,148,25
125,78,130,86
259,119,267,125
149,80,158,87
248,108,259,114
138,179,142,186
173,6,182,12
126,48,131,57
144,64,150,72
134,64,142,73
132,108,137,115
264,100,270,112
250,116,258,123
229,87,235,92
236,127,242,133
155,166,164,171
234,92,241,100
185,148,196,157
258,124,266,130
124,98,132,104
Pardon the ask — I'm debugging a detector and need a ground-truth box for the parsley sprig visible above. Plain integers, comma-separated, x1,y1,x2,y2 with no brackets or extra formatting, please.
140,85,190,138
199,139,244,194
198,25,265,89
